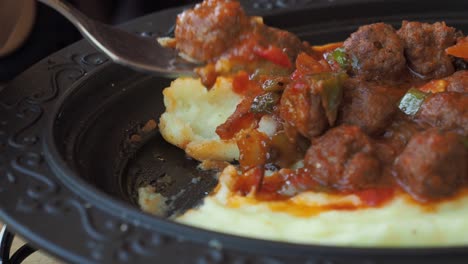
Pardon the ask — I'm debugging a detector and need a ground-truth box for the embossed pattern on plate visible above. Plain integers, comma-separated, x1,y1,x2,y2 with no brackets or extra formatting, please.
1,1,468,264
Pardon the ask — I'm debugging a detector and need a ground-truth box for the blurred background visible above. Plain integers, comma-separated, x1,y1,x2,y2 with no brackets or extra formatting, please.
0,0,198,82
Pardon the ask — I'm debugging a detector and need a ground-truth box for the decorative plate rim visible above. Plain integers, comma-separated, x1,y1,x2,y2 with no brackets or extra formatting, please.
1,1,468,263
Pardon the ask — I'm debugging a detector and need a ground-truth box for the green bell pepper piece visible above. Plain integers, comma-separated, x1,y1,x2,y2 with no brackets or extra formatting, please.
398,88,429,116
250,92,281,114
308,72,348,126
327,47,350,70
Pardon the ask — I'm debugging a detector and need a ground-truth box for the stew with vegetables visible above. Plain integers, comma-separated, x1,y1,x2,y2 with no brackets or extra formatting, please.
173,0,468,204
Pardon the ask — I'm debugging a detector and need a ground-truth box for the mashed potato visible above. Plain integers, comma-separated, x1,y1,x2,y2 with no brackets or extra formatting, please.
159,77,242,161
177,165,468,247
138,186,168,216
152,76,468,247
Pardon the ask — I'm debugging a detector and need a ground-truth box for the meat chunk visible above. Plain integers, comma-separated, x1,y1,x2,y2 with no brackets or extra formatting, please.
398,21,458,79
343,23,406,81
445,70,468,93
304,125,382,191
279,71,347,139
175,0,249,62
381,118,421,155
175,0,305,64
415,92,468,136
255,26,305,62
337,78,403,135
394,129,467,201
279,79,328,139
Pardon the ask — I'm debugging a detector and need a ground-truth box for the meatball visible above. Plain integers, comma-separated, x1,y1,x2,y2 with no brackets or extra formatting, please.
279,80,328,139
382,117,421,154
415,92,468,136
304,125,382,191
337,78,403,135
398,21,458,79
445,70,468,93
175,0,249,62
394,129,467,201
343,23,406,81
257,26,305,61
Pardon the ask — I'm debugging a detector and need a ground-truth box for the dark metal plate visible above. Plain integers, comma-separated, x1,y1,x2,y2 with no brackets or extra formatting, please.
1,1,468,263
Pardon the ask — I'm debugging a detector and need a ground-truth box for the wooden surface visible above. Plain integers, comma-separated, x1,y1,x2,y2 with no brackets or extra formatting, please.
0,223,62,264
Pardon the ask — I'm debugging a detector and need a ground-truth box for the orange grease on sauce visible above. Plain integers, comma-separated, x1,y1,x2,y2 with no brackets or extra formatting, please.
220,188,468,218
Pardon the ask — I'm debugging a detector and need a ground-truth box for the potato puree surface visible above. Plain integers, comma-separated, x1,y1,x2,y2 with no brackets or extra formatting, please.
149,77,468,247
176,167,468,247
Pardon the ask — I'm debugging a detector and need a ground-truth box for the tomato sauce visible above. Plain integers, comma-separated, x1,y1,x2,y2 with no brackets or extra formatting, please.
176,0,468,210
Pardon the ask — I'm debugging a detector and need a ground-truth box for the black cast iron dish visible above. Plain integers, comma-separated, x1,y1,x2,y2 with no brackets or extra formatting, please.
1,0,468,263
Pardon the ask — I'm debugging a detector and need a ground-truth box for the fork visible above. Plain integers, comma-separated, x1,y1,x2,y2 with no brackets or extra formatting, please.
38,0,197,78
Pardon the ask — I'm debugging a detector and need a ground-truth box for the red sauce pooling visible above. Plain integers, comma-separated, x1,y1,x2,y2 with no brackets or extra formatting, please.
235,168,397,209
231,71,263,96
232,71,251,95
355,188,396,207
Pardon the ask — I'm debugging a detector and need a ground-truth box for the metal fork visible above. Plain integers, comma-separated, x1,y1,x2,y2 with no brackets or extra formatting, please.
38,0,197,78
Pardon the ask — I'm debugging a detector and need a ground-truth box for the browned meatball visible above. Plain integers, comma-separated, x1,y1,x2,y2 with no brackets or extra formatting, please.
445,70,468,93
257,26,305,61
394,129,467,201
304,125,381,191
415,92,468,136
398,21,458,79
343,23,406,81
337,78,403,135
279,80,328,139
175,0,249,62
381,117,422,154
